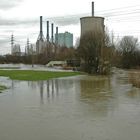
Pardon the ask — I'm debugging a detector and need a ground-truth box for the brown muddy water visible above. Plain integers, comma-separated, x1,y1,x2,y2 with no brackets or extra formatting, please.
0,70,140,140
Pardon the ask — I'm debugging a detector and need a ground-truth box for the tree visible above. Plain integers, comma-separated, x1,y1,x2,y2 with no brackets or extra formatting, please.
118,36,139,68
77,31,104,73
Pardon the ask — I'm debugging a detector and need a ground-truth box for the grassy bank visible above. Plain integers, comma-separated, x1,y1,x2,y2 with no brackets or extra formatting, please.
0,70,81,81
0,85,7,93
0,67,20,69
128,70,140,88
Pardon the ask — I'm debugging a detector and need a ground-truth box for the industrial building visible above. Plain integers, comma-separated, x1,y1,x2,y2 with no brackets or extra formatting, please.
80,17,104,36
11,34,21,56
10,16,73,56
36,16,59,54
80,2,104,36
56,32,73,47
12,44,21,56
80,2,113,74
80,1,105,59
25,39,36,55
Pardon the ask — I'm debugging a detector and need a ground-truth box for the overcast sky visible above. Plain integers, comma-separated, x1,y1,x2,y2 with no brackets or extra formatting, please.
0,0,140,54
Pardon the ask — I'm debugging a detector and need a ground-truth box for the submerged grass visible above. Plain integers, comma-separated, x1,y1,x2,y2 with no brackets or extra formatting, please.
0,85,7,93
0,70,81,81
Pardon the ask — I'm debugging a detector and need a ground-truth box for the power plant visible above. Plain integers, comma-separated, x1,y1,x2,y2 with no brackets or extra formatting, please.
8,1,108,73
10,1,103,58
35,16,60,54
80,2,105,36
80,2,108,74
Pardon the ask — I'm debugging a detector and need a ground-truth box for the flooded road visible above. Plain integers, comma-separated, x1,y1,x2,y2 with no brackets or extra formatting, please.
0,70,140,140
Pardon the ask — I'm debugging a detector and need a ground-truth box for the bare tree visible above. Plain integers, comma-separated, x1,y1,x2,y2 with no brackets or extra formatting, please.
77,31,104,73
119,36,138,54
118,36,139,68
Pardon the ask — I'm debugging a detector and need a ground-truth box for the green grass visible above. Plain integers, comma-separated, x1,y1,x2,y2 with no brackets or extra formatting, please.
0,70,81,81
0,67,20,69
0,85,7,93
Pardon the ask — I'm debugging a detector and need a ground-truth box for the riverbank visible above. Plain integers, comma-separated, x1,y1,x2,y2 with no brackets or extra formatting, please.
128,69,140,88
0,70,81,81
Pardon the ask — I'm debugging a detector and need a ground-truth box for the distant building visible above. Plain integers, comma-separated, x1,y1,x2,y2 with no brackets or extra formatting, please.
36,40,46,54
46,61,66,67
25,44,36,55
12,44,21,56
56,32,73,47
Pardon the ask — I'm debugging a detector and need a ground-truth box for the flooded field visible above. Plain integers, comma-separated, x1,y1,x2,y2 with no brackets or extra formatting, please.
0,69,140,140
0,64,72,72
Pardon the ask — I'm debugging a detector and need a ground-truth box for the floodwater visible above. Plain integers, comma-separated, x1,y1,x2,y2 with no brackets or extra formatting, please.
0,63,72,72
0,69,140,140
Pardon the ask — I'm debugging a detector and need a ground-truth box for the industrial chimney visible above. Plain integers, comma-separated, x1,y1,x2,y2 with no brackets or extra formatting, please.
46,21,49,42
51,23,54,43
55,27,58,45
92,1,94,16
37,16,44,41
40,16,43,40
36,16,45,54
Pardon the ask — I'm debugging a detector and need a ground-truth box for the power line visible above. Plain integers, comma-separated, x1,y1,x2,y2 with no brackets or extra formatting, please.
96,4,140,13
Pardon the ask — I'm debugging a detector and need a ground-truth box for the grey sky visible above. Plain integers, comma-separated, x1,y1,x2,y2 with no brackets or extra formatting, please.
0,0,140,54
0,17,38,26
0,15,82,26
0,0,22,9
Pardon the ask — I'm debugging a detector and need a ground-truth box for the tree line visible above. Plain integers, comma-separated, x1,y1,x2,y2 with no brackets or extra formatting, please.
77,31,140,74
0,31,140,74
0,45,75,65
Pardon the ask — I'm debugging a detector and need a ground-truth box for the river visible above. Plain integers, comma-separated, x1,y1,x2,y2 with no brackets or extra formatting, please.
0,69,140,140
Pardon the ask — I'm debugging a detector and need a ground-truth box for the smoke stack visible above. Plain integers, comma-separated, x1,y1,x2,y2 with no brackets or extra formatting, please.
51,23,54,43
92,2,94,16
40,16,43,40
55,27,58,44
56,27,58,34
37,16,44,41
46,21,49,42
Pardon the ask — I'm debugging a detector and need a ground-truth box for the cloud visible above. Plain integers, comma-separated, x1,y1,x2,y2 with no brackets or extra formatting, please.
0,37,11,54
0,0,23,10
0,13,89,27
49,16,79,26
0,38,9,44
0,17,38,26
48,13,89,26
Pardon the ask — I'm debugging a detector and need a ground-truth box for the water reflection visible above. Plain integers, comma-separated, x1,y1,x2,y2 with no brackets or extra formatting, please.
8,78,76,105
39,81,44,104
1,71,140,140
47,80,50,98
77,76,115,117
26,79,60,104
80,76,112,101
127,87,140,100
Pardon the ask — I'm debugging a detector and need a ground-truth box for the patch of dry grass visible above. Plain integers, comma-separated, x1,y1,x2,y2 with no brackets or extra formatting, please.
128,70,140,88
